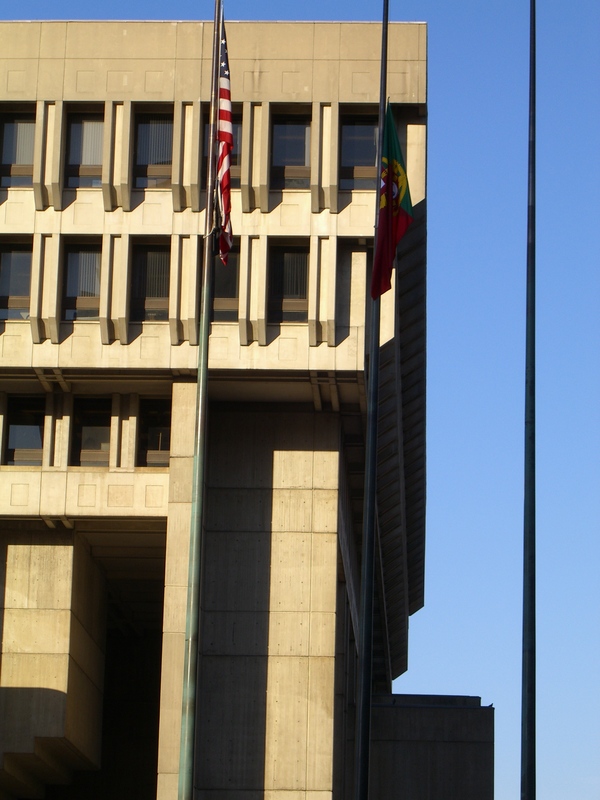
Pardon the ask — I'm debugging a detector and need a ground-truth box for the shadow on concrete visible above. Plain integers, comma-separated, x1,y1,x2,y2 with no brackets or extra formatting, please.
194,407,274,792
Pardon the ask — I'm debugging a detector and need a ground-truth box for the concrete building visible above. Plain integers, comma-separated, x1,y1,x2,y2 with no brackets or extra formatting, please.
0,20,493,800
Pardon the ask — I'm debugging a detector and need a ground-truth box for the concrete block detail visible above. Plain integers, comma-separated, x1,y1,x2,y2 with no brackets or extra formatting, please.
156,631,186,775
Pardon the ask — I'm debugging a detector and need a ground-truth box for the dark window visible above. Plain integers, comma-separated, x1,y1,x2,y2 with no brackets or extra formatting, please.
0,241,31,320
268,241,309,323
340,116,378,190
202,110,242,189
3,396,45,466
271,115,310,189
70,397,111,467
65,113,103,188
131,242,170,322
137,398,171,467
0,112,35,187
212,240,239,321
62,240,101,320
133,112,173,188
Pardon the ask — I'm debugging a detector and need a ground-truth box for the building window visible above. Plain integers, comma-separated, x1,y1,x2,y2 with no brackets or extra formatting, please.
65,113,103,188
202,110,242,189
271,114,311,189
133,111,173,188
130,241,170,322
212,240,239,321
70,397,111,467
137,398,171,467
268,241,309,323
3,396,45,466
0,241,31,320
340,115,378,190
62,240,101,320
0,111,35,187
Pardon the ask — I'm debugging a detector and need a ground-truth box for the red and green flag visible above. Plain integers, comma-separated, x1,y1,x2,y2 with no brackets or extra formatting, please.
371,104,413,299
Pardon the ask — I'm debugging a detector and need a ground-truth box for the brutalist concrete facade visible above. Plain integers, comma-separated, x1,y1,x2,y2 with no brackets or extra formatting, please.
0,20,492,800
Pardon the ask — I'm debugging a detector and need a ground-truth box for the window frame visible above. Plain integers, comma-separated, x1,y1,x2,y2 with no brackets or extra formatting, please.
70,397,112,467
137,398,172,467
339,109,379,191
267,239,309,323
270,111,311,190
61,238,102,321
132,108,174,189
0,239,32,321
0,108,36,188
3,395,45,466
212,239,239,322
130,239,171,322
64,110,104,189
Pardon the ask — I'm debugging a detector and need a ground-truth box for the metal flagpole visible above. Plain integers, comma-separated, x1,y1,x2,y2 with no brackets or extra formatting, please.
354,1,389,797
521,0,536,796
178,1,222,797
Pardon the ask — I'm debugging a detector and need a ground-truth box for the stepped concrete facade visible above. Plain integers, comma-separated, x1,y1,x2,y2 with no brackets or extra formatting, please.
0,20,493,800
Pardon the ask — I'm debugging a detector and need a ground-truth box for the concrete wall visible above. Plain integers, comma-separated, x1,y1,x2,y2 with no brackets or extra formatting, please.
0,21,426,373
0,527,106,796
370,695,495,800
191,409,340,799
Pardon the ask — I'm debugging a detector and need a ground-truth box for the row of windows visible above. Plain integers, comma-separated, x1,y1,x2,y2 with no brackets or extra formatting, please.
0,238,310,325
0,104,377,194
2,396,171,468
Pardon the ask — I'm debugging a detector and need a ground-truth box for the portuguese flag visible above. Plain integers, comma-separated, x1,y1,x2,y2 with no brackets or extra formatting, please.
371,104,413,299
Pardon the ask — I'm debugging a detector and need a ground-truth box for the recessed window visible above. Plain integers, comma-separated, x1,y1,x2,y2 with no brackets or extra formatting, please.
62,240,101,320
133,112,173,188
268,241,309,323
340,115,378,190
271,114,311,189
0,111,35,187
65,113,103,188
137,398,171,467
3,396,45,466
0,241,32,320
130,241,170,322
212,240,239,322
202,110,242,189
70,397,111,467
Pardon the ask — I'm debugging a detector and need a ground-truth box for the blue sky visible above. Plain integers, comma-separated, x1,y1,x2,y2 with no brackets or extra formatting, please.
3,1,599,798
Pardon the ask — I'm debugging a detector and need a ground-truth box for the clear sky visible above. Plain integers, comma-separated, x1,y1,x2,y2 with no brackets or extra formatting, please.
3,1,599,798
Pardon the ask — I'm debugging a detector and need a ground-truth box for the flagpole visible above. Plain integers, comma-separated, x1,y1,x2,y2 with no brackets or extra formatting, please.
178,1,221,797
521,0,536,795
354,1,389,798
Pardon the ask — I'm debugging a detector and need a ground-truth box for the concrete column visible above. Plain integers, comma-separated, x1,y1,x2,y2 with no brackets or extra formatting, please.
194,410,340,798
33,100,48,211
101,101,116,212
99,233,114,345
156,381,196,800
310,100,321,213
258,102,270,213
240,100,253,212
40,234,60,345
308,234,320,347
49,101,64,211
238,234,251,346
169,234,182,346
0,528,106,794
117,101,132,212
29,233,45,344
180,234,199,346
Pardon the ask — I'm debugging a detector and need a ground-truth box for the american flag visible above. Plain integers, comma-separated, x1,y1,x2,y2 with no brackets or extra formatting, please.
216,19,233,264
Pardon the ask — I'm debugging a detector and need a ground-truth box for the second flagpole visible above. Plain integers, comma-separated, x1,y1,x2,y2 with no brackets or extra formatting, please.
353,0,389,797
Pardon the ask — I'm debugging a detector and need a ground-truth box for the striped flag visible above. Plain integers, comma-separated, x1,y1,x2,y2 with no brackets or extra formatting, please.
371,104,413,299
216,17,233,264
